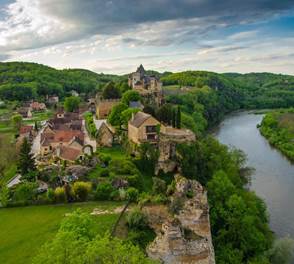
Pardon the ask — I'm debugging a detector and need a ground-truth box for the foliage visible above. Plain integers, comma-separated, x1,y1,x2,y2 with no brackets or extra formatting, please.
13,182,37,203
0,184,9,207
121,90,141,105
152,177,166,194
95,182,114,200
207,170,273,263
108,103,128,126
72,181,92,201
121,107,140,127
33,209,155,264
64,96,80,112
259,109,294,161
0,134,16,180
102,81,121,99
17,137,36,176
267,237,294,264
126,187,139,202
126,207,148,229
11,114,22,130
84,112,97,138
54,187,66,203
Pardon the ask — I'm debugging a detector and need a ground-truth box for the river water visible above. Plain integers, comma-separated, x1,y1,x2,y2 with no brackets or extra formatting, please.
213,111,294,238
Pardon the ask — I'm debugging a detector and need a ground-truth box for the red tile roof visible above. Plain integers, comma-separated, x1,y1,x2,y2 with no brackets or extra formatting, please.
58,146,82,161
20,125,33,134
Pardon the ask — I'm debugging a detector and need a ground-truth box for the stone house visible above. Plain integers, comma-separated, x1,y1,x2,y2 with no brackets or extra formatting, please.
128,111,160,145
47,95,59,104
97,121,116,147
55,145,84,163
30,102,46,111
96,98,120,119
17,107,32,118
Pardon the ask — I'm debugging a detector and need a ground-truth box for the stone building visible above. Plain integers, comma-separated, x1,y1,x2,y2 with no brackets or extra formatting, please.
128,111,160,145
156,126,196,174
96,97,120,119
96,121,116,147
128,64,163,106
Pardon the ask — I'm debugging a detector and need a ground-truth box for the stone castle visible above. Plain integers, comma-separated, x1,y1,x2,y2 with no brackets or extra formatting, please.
128,64,164,106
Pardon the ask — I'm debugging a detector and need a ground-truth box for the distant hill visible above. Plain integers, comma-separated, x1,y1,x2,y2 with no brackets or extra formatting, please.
0,62,125,101
161,70,294,109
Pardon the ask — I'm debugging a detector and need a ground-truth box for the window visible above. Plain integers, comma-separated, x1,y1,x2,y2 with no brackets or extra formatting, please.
146,126,156,133
147,134,156,140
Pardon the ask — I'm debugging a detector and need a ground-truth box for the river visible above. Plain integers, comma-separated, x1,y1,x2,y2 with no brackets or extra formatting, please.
213,111,294,239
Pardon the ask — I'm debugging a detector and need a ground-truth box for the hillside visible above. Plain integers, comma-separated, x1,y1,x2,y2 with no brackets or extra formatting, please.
0,62,124,101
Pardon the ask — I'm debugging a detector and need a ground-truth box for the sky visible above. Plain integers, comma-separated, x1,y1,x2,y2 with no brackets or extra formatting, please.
0,0,294,75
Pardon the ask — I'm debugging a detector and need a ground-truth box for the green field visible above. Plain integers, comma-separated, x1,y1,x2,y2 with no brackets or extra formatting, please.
0,202,122,264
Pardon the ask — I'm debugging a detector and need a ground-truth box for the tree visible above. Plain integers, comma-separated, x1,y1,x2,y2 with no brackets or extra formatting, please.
121,90,141,105
107,103,128,126
121,108,140,127
102,82,121,99
11,114,22,131
13,182,37,203
176,105,181,128
268,238,294,264
64,96,80,112
156,104,174,125
17,137,35,176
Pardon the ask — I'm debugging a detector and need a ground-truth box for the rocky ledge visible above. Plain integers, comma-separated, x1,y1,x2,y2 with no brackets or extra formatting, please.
143,175,215,264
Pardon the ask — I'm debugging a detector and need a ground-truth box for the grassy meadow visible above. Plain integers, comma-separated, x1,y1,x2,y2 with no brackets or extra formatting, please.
0,201,122,264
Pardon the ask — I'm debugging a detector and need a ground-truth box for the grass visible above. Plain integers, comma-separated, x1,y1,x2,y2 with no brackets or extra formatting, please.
0,201,122,264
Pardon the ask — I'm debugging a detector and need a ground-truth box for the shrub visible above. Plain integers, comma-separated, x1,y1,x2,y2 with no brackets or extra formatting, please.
46,188,55,202
54,187,66,203
13,182,37,203
126,207,148,229
0,185,9,207
126,187,139,202
152,177,166,194
73,182,92,201
99,169,109,177
95,182,114,200
99,154,112,166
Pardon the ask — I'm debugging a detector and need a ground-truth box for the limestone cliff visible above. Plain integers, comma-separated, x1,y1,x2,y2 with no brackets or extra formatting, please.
143,175,215,264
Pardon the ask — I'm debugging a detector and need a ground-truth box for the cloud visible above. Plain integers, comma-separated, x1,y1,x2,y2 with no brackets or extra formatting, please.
1,0,294,54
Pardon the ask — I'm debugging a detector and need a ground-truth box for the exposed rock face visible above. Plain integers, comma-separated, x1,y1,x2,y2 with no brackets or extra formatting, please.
156,127,196,174
144,175,215,264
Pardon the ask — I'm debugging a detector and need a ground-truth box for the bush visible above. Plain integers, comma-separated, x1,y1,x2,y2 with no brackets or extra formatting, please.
54,187,66,203
126,187,139,202
13,182,37,203
126,207,148,229
46,188,55,202
95,182,114,200
99,154,112,166
73,182,92,201
99,169,109,177
152,177,166,194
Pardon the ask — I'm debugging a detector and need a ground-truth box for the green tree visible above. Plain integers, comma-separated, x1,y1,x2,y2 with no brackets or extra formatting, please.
107,103,128,126
64,96,80,112
102,82,121,99
121,108,140,127
11,114,23,130
176,105,181,128
72,181,92,201
17,137,36,176
121,90,141,105
0,185,9,207
13,182,37,203
156,104,174,125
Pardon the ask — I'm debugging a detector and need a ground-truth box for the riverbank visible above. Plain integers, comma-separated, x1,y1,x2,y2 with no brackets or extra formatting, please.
259,109,294,162
214,111,294,239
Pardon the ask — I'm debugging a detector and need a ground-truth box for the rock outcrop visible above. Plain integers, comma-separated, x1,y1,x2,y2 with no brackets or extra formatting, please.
143,175,215,264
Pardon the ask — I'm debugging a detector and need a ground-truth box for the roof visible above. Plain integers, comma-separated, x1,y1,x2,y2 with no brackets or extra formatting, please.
57,146,82,161
129,111,153,128
100,122,116,134
41,130,84,146
129,101,143,109
20,125,33,134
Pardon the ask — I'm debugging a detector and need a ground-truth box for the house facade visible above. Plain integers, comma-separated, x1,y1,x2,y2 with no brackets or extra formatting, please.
128,111,160,145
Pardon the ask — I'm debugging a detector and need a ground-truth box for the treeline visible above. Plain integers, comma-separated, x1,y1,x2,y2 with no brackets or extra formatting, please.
0,62,126,101
259,109,294,161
